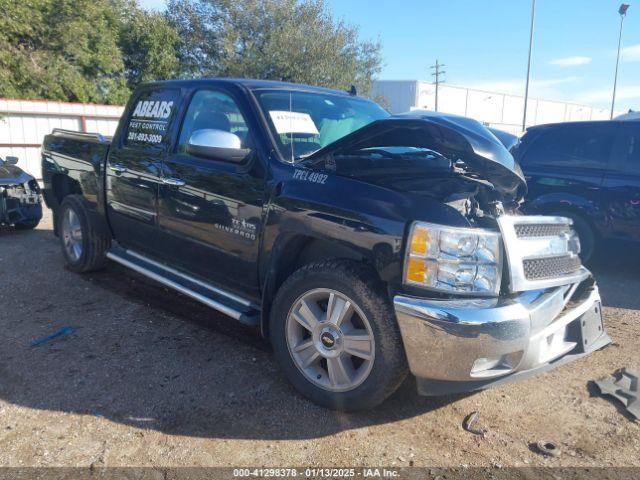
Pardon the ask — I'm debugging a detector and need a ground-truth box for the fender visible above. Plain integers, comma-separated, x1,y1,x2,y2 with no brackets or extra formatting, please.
257,161,470,336
260,162,469,282
259,228,389,337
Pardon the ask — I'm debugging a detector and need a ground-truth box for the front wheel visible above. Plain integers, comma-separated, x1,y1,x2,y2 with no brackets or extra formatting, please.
270,260,408,411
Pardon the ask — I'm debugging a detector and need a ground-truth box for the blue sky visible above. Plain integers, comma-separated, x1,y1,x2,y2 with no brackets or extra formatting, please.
139,0,640,110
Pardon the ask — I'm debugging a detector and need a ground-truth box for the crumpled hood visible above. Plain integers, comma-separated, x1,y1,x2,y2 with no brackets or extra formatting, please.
0,163,33,185
304,112,526,198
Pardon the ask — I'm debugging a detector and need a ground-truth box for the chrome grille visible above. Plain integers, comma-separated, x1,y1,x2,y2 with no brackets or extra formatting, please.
523,255,582,280
515,223,571,238
498,215,587,292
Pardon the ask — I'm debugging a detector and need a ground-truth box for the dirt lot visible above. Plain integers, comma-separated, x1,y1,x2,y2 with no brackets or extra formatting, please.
0,209,638,468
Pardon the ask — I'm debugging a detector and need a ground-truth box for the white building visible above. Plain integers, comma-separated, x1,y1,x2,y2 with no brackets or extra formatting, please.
0,98,123,180
372,80,623,135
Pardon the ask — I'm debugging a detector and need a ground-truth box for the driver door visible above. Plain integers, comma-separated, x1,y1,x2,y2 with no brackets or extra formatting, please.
156,88,265,298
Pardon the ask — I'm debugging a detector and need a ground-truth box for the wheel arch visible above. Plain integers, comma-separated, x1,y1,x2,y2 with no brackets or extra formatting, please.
259,233,381,338
525,192,605,237
532,202,602,240
49,174,111,238
50,173,82,206
46,174,83,235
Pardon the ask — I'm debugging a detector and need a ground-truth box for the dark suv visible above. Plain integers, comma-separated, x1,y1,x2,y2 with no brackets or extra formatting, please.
517,120,640,260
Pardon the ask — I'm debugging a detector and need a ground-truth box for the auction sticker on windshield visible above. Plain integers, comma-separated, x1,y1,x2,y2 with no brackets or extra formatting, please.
269,111,319,135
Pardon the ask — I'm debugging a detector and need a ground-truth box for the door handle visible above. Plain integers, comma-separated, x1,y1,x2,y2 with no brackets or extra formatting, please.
109,163,126,174
161,177,186,187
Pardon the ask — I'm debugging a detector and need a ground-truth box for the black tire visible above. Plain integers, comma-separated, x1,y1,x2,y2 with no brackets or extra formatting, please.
58,195,110,273
552,210,596,262
270,260,408,411
14,219,40,230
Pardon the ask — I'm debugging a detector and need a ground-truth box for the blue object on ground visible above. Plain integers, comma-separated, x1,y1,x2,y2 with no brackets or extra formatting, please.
30,326,75,347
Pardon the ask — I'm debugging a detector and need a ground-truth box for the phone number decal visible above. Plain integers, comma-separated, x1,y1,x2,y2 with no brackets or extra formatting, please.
127,131,163,144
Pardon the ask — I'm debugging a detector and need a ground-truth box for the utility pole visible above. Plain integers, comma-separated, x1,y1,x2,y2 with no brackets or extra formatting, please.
430,60,446,112
611,4,630,119
522,0,536,132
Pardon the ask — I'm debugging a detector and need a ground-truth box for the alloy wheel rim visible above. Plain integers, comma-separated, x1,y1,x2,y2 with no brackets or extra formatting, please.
286,288,375,392
62,208,83,262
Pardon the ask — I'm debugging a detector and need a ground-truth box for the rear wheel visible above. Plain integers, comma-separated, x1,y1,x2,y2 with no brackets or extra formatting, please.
270,260,408,411
58,195,110,272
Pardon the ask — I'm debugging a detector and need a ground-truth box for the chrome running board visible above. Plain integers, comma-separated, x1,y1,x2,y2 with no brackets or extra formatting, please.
106,246,260,327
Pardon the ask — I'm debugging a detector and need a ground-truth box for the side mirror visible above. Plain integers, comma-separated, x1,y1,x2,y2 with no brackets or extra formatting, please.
186,129,250,163
6,156,19,165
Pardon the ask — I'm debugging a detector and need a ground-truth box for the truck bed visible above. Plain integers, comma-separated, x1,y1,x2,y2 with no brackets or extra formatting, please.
42,128,112,156
41,128,112,218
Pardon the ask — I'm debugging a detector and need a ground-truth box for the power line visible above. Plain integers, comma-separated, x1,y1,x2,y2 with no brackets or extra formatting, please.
430,60,446,112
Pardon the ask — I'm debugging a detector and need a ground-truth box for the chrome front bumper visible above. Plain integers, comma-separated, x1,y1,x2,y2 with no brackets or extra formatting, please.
394,278,611,396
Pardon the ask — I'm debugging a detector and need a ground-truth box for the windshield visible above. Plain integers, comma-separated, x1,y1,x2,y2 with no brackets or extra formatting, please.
254,89,389,162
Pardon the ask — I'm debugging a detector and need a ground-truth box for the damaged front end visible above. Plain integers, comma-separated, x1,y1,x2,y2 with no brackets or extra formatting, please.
302,111,527,220
0,159,43,228
304,112,610,395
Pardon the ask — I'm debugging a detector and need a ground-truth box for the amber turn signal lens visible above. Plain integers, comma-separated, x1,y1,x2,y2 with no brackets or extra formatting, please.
410,226,429,256
406,257,427,283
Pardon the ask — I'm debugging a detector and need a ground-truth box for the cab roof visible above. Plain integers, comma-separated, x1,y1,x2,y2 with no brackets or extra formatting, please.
139,77,355,97
525,118,634,132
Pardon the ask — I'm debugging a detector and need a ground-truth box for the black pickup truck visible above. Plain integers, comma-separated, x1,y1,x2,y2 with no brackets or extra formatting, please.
42,78,609,410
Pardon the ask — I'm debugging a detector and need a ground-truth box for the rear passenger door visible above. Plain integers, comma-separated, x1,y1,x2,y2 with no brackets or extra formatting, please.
602,124,640,242
106,87,180,255
156,88,265,298
520,124,614,216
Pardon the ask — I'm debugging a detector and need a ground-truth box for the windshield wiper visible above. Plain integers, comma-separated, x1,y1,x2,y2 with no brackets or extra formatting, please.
296,150,322,160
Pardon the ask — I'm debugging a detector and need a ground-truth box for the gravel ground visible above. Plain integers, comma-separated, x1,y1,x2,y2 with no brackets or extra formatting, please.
0,209,638,468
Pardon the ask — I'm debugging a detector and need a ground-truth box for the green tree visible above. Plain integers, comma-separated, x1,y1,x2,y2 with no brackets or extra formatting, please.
0,0,129,104
166,0,382,94
165,0,224,78
117,3,181,90
0,0,382,103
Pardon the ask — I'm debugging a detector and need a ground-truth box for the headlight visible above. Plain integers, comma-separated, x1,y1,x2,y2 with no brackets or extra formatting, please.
404,221,503,296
